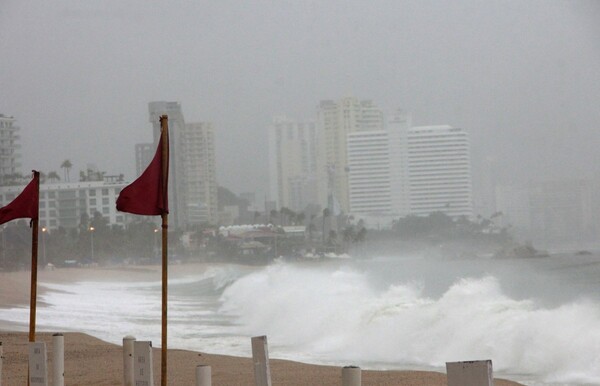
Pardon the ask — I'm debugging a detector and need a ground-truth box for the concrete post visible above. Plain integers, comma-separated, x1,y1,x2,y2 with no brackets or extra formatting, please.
251,335,272,386
342,366,361,386
195,365,211,386
52,333,64,386
133,341,154,386
446,360,493,386
123,335,136,386
28,342,48,386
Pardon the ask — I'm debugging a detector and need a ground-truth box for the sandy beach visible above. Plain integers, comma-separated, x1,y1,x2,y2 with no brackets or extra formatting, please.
0,265,525,385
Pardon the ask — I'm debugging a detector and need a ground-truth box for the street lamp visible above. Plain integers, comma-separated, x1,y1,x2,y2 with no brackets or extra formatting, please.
89,226,95,262
41,227,47,265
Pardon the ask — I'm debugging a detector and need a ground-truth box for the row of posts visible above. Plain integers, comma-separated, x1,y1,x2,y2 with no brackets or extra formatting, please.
0,333,493,386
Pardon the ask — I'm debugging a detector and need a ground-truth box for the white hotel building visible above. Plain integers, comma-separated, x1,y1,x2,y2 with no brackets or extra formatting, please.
347,130,392,215
405,125,473,218
0,179,129,230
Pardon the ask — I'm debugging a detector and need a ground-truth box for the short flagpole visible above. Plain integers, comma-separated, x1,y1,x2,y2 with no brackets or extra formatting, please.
160,116,169,386
28,171,40,344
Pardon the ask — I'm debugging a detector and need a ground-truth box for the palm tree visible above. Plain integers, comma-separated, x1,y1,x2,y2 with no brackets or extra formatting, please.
60,159,72,182
47,171,60,183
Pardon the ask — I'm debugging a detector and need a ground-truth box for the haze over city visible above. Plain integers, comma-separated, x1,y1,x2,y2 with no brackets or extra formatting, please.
2,0,600,198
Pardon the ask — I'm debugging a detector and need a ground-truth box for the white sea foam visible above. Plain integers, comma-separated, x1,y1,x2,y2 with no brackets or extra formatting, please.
2,261,600,384
219,262,600,384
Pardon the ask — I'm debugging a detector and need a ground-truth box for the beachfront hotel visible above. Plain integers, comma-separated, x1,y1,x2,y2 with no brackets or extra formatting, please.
0,177,129,230
405,125,474,218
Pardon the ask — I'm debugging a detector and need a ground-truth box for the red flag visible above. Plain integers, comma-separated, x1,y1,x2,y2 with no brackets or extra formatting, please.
116,133,169,215
0,171,39,225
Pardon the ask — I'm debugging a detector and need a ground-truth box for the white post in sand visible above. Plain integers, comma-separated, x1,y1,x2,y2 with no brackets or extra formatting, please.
134,341,154,386
123,335,136,386
52,333,64,386
195,364,212,386
446,360,493,386
28,342,48,386
341,366,361,386
251,335,272,386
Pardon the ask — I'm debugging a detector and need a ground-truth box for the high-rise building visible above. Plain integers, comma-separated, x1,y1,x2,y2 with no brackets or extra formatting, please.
148,101,187,228
405,125,473,218
148,102,218,227
347,130,392,215
183,122,218,225
268,115,318,211
134,143,154,176
316,97,384,212
388,111,412,217
0,114,22,185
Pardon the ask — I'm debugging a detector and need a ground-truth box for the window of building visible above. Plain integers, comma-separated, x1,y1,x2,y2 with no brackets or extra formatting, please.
102,189,109,195
90,198,96,205
102,207,109,214
89,190,96,197
102,198,109,205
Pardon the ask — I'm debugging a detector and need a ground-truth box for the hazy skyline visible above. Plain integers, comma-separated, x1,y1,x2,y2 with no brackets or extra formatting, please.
2,1,599,199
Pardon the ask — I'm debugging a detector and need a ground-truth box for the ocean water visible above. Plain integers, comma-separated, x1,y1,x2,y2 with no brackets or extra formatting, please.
2,253,600,385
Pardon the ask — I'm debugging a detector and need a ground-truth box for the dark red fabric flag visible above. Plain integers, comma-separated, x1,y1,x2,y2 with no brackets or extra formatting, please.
0,171,39,225
116,134,169,215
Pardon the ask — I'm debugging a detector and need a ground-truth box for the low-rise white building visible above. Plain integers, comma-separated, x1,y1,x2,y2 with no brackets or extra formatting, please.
0,179,131,230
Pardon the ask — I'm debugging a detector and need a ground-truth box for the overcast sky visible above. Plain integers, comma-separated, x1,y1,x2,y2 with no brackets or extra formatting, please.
1,1,599,198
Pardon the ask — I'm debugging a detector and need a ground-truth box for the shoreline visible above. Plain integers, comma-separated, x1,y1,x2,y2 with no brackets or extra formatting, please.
0,264,525,385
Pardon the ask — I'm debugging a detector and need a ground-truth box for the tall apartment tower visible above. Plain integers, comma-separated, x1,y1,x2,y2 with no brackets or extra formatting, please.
134,143,155,176
347,130,392,215
183,122,218,225
0,114,22,185
148,101,188,228
316,97,384,212
268,116,318,211
405,125,473,218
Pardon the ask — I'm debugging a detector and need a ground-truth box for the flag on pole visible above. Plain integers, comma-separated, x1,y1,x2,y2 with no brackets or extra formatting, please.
116,133,169,215
0,172,39,225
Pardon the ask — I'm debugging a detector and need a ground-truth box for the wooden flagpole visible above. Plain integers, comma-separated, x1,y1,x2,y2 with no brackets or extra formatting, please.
159,116,169,386
28,170,40,343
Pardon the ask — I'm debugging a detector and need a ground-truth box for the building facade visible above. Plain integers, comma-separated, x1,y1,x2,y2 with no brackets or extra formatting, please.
0,114,22,185
268,115,318,212
0,179,129,230
347,130,392,215
405,125,474,218
316,97,384,212
148,102,218,227
183,122,218,225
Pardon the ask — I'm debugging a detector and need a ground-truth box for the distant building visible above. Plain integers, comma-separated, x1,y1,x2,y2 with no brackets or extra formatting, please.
268,115,318,212
347,130,392,215
0,114,22,185
183,122,218,225
148,102,219,227
405,125,474,218
315,97,385,212
134,143,154,176
149,101,188,228
0,179,129,230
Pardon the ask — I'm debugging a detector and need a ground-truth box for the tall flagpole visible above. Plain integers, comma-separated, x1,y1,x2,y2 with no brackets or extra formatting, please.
160,116,169,386
28,170,40,343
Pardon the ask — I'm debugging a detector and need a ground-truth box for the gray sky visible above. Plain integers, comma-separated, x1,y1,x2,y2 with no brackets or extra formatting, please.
1,0,599,197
